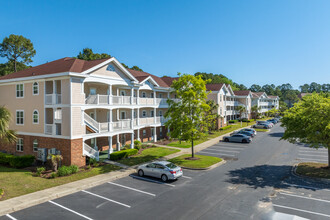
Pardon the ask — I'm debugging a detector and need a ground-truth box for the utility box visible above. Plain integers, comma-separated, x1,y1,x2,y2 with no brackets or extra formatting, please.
48,148,57,155
37,148,47,162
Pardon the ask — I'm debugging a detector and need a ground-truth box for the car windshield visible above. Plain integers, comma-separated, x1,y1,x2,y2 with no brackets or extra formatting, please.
166,162,178,169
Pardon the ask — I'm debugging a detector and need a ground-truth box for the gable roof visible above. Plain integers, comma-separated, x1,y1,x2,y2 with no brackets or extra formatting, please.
234,90,251,96
161,76,179,87
268,95,279,99
206,83,225,91
126,68,170,87
0,57,110,80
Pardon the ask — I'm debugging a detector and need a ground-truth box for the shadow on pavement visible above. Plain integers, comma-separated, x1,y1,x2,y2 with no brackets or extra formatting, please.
225,164,328,191
267,132,284,138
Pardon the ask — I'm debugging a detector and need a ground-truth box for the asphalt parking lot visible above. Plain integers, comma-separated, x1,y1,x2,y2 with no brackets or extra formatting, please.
297,145,328,164
1,169,200,220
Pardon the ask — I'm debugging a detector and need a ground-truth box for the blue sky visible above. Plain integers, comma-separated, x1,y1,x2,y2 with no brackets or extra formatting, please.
1,0,330,89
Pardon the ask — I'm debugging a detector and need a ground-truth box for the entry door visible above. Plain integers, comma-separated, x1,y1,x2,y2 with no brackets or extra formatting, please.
151,128,155,140
121,111,126,119
90,88,96,95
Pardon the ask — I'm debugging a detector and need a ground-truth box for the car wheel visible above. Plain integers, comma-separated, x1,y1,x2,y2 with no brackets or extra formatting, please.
224,138,229,142
161,174,168,182
138,169,144,177
242,139,247,143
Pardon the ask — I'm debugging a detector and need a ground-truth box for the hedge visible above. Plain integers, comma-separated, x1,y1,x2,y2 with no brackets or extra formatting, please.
57,165,79,177
110,149,138,161
220,125,232,130
238,118,253,122
228,120,238,123
0,153,35,168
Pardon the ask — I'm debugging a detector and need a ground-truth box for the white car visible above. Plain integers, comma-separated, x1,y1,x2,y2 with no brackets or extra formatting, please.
137,161,183,182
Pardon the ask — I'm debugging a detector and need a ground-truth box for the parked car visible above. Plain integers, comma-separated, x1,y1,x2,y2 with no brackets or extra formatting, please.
137,161,183,182
223,134,252,143
240,128,257,135
252,123,270,129
267,119,278,124
257,121,273,128
231,130,255,138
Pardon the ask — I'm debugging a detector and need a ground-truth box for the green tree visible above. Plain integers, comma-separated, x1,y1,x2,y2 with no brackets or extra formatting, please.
279,100,288,114
251,105,261,120
281,94,330,166
194,72,239,90
77,48,111,60
0,106,17,144
299,84,310,93
165,74,210,158
308,82,322,93
249,84,262,92
262,84,276,95
0,34,36,73
205,100,220,132
130,66,143,72
0,61,30,76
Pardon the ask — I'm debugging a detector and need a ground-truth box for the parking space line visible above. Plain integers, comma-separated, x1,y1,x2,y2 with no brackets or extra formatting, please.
299,148,327,152
181,175,192,179
198,151,235,157
130,175,175,187
283,183,330,192
212,146,245,150
48,200,93,220
299,150,326,154
279,192,330,203
273,204,330,218
298,158,328,162
299,154,328,157
203,149,240,153
81,190,131,208
107,182,155,196
5,214,17,220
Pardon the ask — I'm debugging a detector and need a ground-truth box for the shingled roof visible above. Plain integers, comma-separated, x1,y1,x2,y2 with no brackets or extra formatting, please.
205,83,225,91
233,90,251,96
161,76,179,87
126,69,172,87
0,57,110,80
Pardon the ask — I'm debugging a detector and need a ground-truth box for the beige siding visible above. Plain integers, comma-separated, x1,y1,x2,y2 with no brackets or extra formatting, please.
90,63,129,80
61,79,70,104
207,93,218,103
72,107,84,136
61,107,70,136
71,78,85,104
0,82,44,133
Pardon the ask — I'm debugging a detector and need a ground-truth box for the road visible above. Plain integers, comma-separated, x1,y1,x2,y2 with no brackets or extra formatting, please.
1,124,329,220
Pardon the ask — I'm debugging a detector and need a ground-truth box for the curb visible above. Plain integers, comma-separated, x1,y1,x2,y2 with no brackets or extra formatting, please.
181,159,226,170
291,163,330,184
0,168,135,216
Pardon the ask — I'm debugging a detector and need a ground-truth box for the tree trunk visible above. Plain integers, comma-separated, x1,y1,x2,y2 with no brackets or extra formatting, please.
14,59,17,72
191,133,194,158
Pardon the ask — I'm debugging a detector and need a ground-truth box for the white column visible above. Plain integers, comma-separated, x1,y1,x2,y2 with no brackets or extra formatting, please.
117,88,119,96
131,132,134,149
153,91,156,105
131,109,134,129
108,85,112,105
131,88,134,104
137,108,140,126
116,134,120,151
137,128,140,141
137,89,140,105
108,136,113,159
154,108,157,124
153,127,157,142
52,80,56,104
109,109,112,131
117,109,119,120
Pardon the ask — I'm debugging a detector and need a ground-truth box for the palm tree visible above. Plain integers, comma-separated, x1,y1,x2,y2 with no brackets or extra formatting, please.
251,105,261,121
206,100,220,132
0,106,17,144
237,106,246,127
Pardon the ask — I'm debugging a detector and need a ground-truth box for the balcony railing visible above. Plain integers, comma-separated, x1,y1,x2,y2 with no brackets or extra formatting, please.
45,94,62,105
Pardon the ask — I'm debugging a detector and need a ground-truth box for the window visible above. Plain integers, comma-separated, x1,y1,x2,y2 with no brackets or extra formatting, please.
120,90,126,96
134,111,137,118
142,92,146,98
16,138,23,152
33,110,39,124
16,84,24,98
160,127,163,137
33,139,38,152
16,111,24,125
142,111,147,117
159,93,162,98
151,93,154,98
33,82,39,95
156,164,165,169
143,129,146,137
159,110,163,117
90,88,96,95
151,110,154,117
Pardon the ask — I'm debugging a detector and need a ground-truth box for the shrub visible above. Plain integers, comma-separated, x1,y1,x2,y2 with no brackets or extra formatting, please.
220,125,232,130
110,149,138,160
8,155,35,168
89,158,98,166
69,165,79,174
50,172,57,179
57,166,72,177
0,188,3,197
87,164,91,169
0,153,14,165
228,120,238,123
134,140,141,150
141,144,149,149
36,167,46,176
123,144,131,150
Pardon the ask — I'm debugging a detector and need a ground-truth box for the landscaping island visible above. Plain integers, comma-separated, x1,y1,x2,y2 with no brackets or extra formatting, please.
296,162,330,179
169,154,222,169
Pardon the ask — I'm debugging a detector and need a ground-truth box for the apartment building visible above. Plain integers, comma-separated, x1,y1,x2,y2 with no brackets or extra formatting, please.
251,92,279,113
0,57,177,166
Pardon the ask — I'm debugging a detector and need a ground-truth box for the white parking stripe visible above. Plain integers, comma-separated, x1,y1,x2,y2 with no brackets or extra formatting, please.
199,151,235,157
299,148,327,151
49,200,94,220
298,158,328,162
279,192,330,203
203,149,240,153
273,204,330,218
299,154,328,158
130,175,175,187
81,190,131,208
283,183,330,192
107,182,155,196
299,150,326,154
5,214,17,220
181,175,192,179
213,146,245,150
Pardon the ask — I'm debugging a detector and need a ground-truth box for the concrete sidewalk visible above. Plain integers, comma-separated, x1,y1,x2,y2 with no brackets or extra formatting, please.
0,124,253,216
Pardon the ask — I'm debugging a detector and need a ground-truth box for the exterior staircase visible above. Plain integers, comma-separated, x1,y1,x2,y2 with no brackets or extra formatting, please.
83,143,99,161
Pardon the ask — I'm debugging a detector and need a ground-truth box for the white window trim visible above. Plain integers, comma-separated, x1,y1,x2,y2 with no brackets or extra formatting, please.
32,109,39,124
16,110,24,125
142,110,147,117
150,110,154,117
142,92,146,98
16,138,23,152
32,82,39,95
33,139,38,152
16,83,24,98
159,110,163,117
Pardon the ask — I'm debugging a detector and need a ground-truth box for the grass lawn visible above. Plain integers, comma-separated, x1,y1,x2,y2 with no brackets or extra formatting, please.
168,154,222,169
255,128,270,132
117,147,180,166
296,162,330,179
0,164,121,201
167,122,256,148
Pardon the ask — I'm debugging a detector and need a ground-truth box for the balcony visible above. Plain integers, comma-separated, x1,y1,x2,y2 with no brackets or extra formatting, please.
45,94,62,105
45,123,61,135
